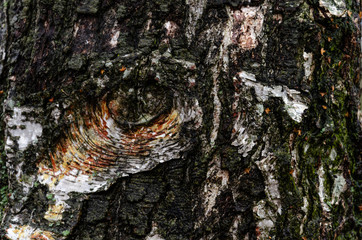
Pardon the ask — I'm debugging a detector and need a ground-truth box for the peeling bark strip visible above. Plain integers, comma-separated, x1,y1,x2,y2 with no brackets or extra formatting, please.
0,0,361,239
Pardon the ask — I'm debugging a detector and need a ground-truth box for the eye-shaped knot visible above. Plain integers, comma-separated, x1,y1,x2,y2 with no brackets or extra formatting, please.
37,82,200,196
31,73,203,226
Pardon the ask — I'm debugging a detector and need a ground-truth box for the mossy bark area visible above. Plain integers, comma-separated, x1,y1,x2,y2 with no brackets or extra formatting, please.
0,0,361,239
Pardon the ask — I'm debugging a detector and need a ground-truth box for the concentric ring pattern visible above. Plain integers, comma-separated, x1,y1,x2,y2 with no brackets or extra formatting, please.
34,82,202,223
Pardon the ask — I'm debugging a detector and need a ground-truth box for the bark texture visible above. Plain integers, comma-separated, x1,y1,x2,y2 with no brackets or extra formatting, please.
0,0,361,239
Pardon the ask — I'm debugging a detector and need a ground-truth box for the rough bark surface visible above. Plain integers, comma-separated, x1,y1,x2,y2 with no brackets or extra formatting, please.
0,0,361,239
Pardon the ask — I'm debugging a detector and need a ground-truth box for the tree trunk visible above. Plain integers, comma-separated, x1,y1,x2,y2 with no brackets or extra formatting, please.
0,0,361,239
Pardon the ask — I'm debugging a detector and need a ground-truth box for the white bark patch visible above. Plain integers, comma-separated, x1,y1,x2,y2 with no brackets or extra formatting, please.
301,197,309,213
172,58,197,69
0,14,6,71
256,156,282,215
145,224,165,240
317,164,333,233
145,234,164,240
5,107,43,151
145,19,152,32
164,21,178,38
231,70,260,155
300,197,309,235
6,225,55,240
51,106,61,123
185,0,207,44
230,6,266,50
304,143,310,153
290,149,300,184
303,52,313,82
39,168,112,194
109,22,120,47
254,155,281,238
202,156,229,217
179,98,203,129
319,0,346,17
122,67,132,78
317,165,330,213
210,72,221,146
229,215,242,240
231,118,257,157
331,173,347,205
0,44,4,75
253,200,277,240
210,7,235,146
110,30,120,48
222,7,234,53
329,148,337,161
38,167,115,221
235,71,309,122
0,46,4,62
73,23,79,37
